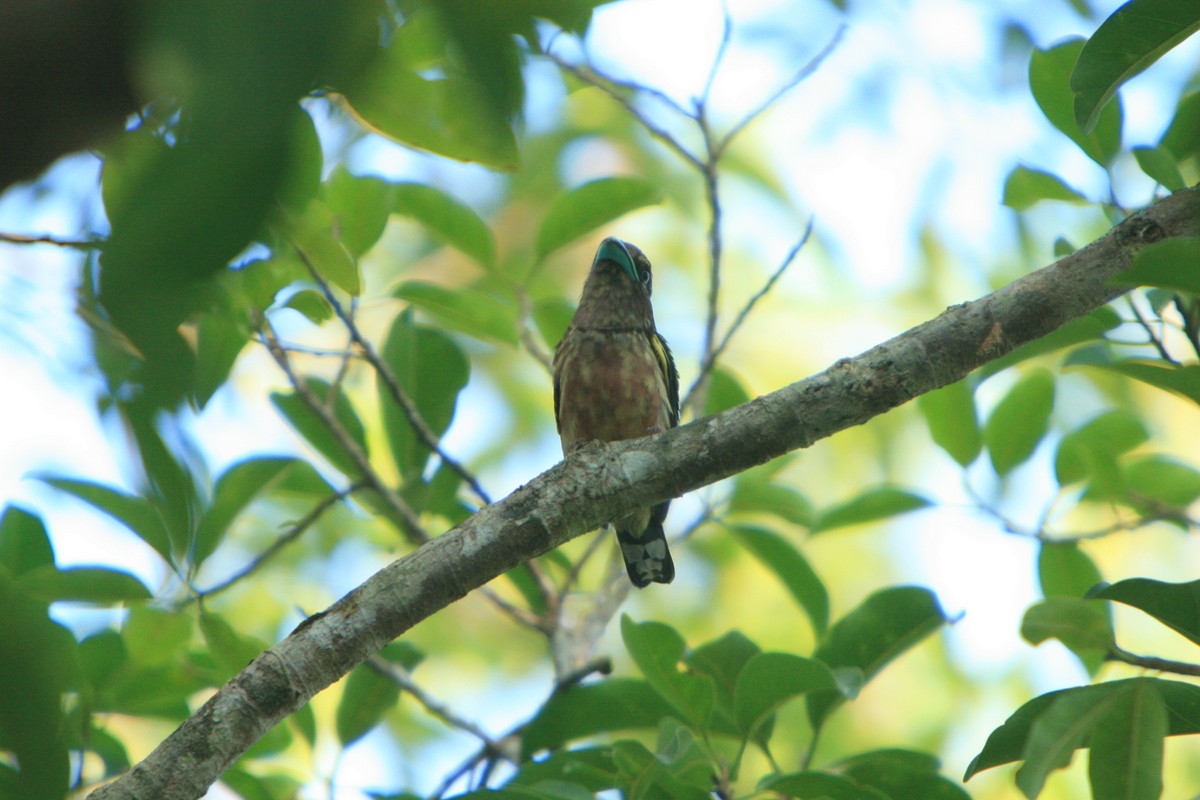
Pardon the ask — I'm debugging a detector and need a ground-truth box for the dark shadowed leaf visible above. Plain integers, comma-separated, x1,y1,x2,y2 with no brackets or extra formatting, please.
1090,577,1200,646
37,477,171,562
337,662,401,746
521,679,679,759
194,311,250,409
0,507,55,576
620,615,714,728
1160,89,1200,160
193,456,307,568
727,524,829,636
1030,39,1122,165
16,566,151,605
838,749,970,800
808,586,948,729
759,772,887,800
271,378,370,478
1132,145,1186,191
1020,598,1112,675
733,653,838,741
1071,0,1200,132
917,379,981,466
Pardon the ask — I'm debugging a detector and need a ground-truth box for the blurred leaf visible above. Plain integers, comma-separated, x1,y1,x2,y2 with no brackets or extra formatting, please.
536,178,663,260
1070,0,1200,132
917,379,981,466
282,289,333,324
285,199,359,295
1124,455,1200,510
509,748,619,794
730,468,814,529
1015,686,1114,799
271,378,369,478
966,678,1200,779
193,311,251,409
124,606,193,667
222,766,303,800
733,653,838,741
620,615,714,729
1054,409,1147,487
290,703,317,748
0,507,55,576
759,772,885,800
1088,678,1167,800
685,631,761,734
1110,237,1200,294
808,586,948,730
533,296,575,349
703,367,751,416
37,476,171,563
1078,357,1200,406
1090,577,1200,646
984,369,1055,476
379,311,470,479
1132,145,1186,191
1030,39,1123,165
1002,165,1089,210
324,169,393,257
336,662,400,747
1038,542,1104,600
194,456,306,568
82,723,131,779
200,611,266,679
394,281,518,344
981,307,1120,378
393,182,496,269
522,679,678,759
1160,89,1200,160
1020,598,1112,674
727,524,829,636
838,749,970,800
813,487,931,533
610,738,711,800
16,566,150,605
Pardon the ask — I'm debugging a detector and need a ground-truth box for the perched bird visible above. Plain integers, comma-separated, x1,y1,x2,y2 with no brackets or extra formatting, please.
552,237,680,587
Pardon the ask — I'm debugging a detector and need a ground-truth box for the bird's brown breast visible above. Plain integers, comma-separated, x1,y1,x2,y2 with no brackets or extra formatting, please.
555,328,672,454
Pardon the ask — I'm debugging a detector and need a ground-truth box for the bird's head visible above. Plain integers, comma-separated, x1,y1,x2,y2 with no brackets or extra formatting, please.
573,237,657,329
594,237,653,295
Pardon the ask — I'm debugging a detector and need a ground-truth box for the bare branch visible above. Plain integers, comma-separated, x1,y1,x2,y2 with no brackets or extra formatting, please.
1127,295,1178,364
1109,645,1200,677
0,231,103,250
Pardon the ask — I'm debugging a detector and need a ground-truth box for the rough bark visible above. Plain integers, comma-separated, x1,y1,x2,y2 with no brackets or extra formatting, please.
90,186,1200,799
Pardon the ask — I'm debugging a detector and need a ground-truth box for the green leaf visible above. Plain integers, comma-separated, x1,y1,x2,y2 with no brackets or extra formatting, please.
1110,237,1200,294
620,615,714,728
838,749,970,800
1132,145,1186,191
378,311,470,479
727,524,829,636
1054,409,1148,487
193,456,305,568
1002,165,1089,210
733,653,838,741
1071,0,1200,132
1030,39,1122,166
393,280,518,344
759,772,884,800
813,487,931,533
336,662,401,746
285,199,359,295
984,369,1055,476
16,566,151,605
124,606,193,667
684,631,761,734
536,178,663,260
610,738,711,800
1082,358,1200,407
37,476,171,562
282,289,333,324
808,586,948,730
532,296,575,350
392,183,495,268
324,169,393,257
1160,89,1200,160
1125,455,1200,510
967,679,1200,779
271,378,370,478
1016,686,1115,799
1037,541,1104,600
1090,577,1200,646
1020,598,1113,674
0,506,55,576
729,467,814,528
200,611,266,679
521,678,679,759
916,379,981,466
194,311,250,409
703,367,751,416
1088,678,1167,800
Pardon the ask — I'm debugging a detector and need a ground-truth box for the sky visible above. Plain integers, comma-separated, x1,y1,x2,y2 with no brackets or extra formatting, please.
1,0,1199,795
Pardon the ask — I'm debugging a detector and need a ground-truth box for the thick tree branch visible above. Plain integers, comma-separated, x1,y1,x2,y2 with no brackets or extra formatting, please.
88,186,1200,800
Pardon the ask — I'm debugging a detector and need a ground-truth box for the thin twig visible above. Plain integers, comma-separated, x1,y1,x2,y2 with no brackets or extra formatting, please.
700,5,734,108
1109,645,1200,677
259,319,431,545
717,24,846,156
1127,296,1178,364
683,221,814,410
294,246,494,506
516,287,553,373
0,231,103,250
196,481,365,599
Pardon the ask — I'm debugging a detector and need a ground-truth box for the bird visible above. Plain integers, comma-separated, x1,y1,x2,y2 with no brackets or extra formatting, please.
552,237,680,587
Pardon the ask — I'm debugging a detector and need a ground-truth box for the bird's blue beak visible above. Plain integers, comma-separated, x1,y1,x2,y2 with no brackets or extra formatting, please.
595,237,638,283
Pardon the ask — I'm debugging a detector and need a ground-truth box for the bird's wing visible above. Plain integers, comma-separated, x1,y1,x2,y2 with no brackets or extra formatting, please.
652,331,680,428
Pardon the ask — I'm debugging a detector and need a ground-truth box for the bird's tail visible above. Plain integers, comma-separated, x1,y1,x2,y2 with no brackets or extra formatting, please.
616,520,675,588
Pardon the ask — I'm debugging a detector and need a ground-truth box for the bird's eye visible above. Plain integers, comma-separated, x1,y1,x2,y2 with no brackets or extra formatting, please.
640,268,651,286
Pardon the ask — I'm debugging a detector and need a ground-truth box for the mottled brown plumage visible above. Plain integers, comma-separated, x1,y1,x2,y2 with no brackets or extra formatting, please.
552,238,680,587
